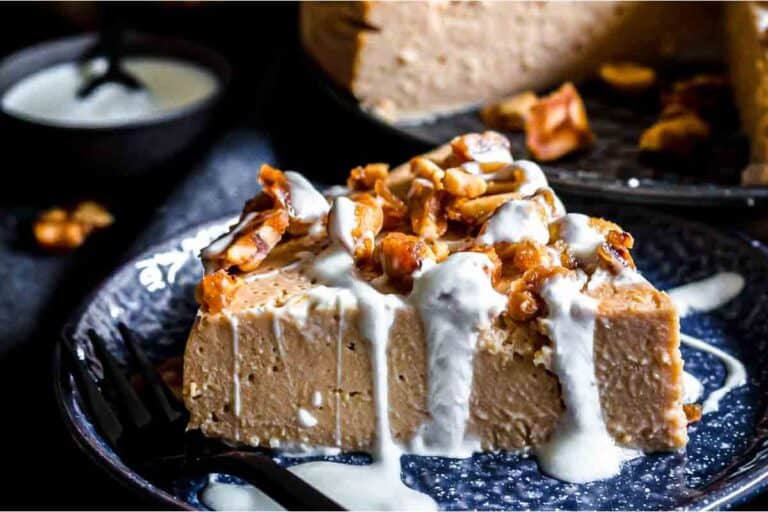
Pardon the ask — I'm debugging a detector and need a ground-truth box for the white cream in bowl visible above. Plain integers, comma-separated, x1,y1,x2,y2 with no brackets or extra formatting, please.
1,56,219,127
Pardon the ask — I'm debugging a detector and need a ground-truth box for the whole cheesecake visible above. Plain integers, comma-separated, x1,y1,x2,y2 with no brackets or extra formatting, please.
183,132,693,486
300,1,721,122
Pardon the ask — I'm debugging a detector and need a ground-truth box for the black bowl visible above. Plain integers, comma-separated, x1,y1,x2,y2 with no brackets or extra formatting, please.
0,32,231,176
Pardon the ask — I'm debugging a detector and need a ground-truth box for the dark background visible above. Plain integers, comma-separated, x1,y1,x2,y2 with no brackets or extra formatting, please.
0,2,765,510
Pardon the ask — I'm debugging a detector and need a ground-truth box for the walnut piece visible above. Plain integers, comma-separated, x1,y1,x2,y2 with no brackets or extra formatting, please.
329,193,384,262
376,232,436,288
444,167,488,198
374,179,408,229
407,178,447,239
204,209,290,273
196,270,241,314
662,74,729,121
34,201,114,251
639,113,710,156
683,403,702,424
411,157,445,190
446,192,518,225
348,163,390,191
450,131,512,166
258,164,291,210
480,91,538,131
526,82,595,162
599,62,656,94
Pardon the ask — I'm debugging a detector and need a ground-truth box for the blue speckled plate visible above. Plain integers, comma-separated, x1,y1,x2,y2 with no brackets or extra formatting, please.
55,206,768,510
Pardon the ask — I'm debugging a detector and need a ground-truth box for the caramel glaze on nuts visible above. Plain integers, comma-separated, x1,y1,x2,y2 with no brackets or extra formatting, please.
197,131,642,337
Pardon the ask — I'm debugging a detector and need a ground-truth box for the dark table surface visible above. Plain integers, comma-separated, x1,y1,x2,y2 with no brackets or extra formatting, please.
1,3,767,510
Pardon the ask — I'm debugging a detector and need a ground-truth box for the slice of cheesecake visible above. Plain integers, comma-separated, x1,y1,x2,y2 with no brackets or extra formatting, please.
183,132,690,484
300,1,720,122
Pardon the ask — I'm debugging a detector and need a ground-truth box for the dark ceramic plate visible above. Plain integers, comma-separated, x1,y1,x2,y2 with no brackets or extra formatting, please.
56,206,768,510
310,58,768,208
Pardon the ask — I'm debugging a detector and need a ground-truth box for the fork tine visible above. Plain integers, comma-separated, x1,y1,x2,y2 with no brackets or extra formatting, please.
118,323,183,425
88,329,152,432
61,336,123,447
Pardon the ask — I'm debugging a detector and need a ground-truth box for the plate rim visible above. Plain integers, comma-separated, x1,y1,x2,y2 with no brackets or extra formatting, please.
54,213,768,511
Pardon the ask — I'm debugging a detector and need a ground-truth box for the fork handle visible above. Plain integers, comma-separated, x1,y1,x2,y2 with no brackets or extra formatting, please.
141,451,345,511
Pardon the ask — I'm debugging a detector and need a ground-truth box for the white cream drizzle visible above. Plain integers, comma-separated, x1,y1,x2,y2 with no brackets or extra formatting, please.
535,271,638,483
201,475,283,511
461,159,548,199
327,197,358,254
476,199,549,246
201,212,258,273
680,334,747,414
668,272,745,318
284,171,330,224
281,194,430,509
409,253,507,457
297,408,318,428
557,213,605,265
683,371,704,404
513,160,549,197
665,272,748,415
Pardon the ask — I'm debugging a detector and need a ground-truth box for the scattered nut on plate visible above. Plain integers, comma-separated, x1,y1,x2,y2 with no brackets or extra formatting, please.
480,91,538,131
599,62,657,94
639,112,710,156
33,201,114,251
526,82,595,162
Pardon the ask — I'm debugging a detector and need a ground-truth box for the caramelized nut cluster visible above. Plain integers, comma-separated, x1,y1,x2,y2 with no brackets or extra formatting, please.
34,201,114,251
599,62,657,94
526,83,595,162
481,91,538,132
639,74,727,157
197,131,641,330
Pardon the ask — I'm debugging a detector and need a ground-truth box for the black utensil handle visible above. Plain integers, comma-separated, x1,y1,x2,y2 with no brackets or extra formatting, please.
140,451,345,511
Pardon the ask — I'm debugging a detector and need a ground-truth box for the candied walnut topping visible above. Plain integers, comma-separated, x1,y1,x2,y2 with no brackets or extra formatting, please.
639,112,710,156
662,74,729,121
376,232,436,288
450,131,512,166
196,270,241,314
597,230,636,273
506,266,569,322
683,403,702,424
599,62,656,94
347,163,390,191
526,82,595,162
446,192,518,225
373,179,408,229
34,201,114,251
494,240,552,275
481,91,538,131
408,178,447,239
205,209,290,274
329,193,384,262
411,157,445,190
444,167,487,198
258,164,291,210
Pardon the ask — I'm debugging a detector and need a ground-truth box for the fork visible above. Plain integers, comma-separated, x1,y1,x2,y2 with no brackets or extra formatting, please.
62,323,345,511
